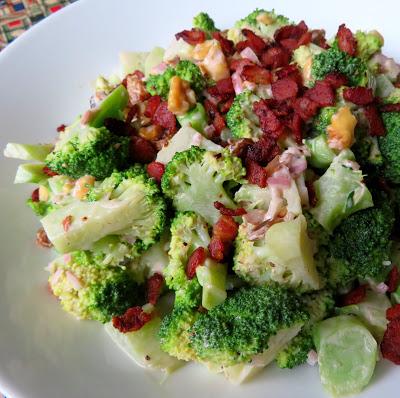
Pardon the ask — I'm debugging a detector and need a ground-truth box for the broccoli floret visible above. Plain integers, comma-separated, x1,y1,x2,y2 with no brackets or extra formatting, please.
379,112,400,183
311,47,368,86
355,30,384,60
353,135,383,167
193,12,218,36
27,198,55,216
189,285,308,367
161,146,245,224
384,88,400,104
305,134,336,169
313,106,337,135
48,251,143,322
226,91,263,139
41,166,166,266
45,122,130,180
236,9,290,28
146,60,207,99
234,215,322,291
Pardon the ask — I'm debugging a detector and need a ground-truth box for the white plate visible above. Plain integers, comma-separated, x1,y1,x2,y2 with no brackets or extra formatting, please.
0,0,399,397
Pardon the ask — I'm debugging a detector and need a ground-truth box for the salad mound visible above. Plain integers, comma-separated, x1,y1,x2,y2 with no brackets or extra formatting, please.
4,8,400,396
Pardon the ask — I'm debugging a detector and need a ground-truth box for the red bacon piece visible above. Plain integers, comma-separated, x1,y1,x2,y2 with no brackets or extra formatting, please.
364,105,386,136
387,304,400,321
336,24,357,57
186,247,207,279
271,77,299,101
253,100,283,137
42,166,58,177
304,81,335,107
208,237,229,262
338,284,367,307
175,29,206,45
274,21,308,50
31,188,40,202
246,135,280,166
294,97,319,120
291,113,303,143
311,29,329,49
144,95,162,118
297,31,312,47
212,112,226,134
246,159,268,188
214,201,246,217
56,124,66,133
112,306,153,333
213,215,239,242
212,31,235,56
241,65,272,84
380,319,400,364
261,46,290,69
237,29,267,55
131,136,157,163
380,103,400,112
146,273,164,305
219,97,235,114
229,58,254,72
275,64,303,86
322,72,348,89
215,77,235,95
62,215,73,232
152,101,177,134
146,161,165,183
343,87,374,105
386,266,400,293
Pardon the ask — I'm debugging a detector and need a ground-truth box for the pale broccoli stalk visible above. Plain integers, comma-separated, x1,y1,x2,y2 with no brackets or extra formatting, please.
41,166,166,266
234,183,271,211
177,103,209,133
310,150,373,232
355,30,384,60
13,163,48,184
305,134,336,169
4,143,53,162
234,215,322,291
161,147,245,225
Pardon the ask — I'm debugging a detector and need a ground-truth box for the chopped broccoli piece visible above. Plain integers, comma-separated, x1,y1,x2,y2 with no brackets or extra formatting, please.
193,12,218,36
305,134,336,169
353,134,383,167
189,285,308,366
146,60,207,99
177,103,208,133
384,87,400,104
234,183,271,211
313,106,337,136
48,251,143,322
161,146,245,225
27,198,55,216
355,30,384,60
14,163,48,184
226,90,262,139
4,143,53,162
311,47,368,86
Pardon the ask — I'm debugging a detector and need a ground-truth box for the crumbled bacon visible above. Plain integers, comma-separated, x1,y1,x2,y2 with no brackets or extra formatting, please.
338,284,367,307
186,247,207,279
212,112,226,134
62,215,73,232
241,65,272,84
246,159,268,188
304,81,335,107
229,58,254,72
208,237,229,262
219,96,235,113
146,161,165,183
36,228,52,248
146,273,164,305
343,87,374,105
56,124,66,133
125,72,150,105
213,215,239,242
387,304,400,321
322,72,348,89
293,97,319,120
246,135,280,166
112,306,153,333
311,29,329,49
152,101,177,134
212,32,235,56
207,77,235,103
271,77,299,101
175,29,206,45
31,188,40,202
380,103,400,112
386,266,400,293
144,95,162,118
253,100,283,137
297,31,312,47
336,24,357,57
214,201,246,216
364,105,386,136
126,105,139,124
42,166,58,177
274,21,309,51
229,138,253,160
261,46,290,69
290,113,303,143
236,29,267,55
275,64,303,86
381,319,400,364
131,136,157,163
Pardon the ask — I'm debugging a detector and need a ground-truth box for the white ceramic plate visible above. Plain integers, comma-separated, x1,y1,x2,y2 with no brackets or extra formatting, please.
0,0,399,397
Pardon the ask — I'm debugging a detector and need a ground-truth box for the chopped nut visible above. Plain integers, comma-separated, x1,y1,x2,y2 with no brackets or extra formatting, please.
126,74,150,105
139,125,164,141
36,228,52,248
167,76,196,116
200,41,230,82
327,106,357,150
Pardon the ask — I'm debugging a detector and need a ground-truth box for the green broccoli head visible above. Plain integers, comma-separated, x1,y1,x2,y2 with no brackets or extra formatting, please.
45,122,130,180
189,285,308,367
146,60,207,99
193,12,218,36
226,90,263,139
313,106,338,135
311,47,368,86
379,112,400,183
48,251,143,323
353,134,383,168
161,146,245,224
355,30,384,60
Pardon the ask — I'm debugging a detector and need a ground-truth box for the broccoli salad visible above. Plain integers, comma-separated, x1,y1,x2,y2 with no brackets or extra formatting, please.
4,8,400,396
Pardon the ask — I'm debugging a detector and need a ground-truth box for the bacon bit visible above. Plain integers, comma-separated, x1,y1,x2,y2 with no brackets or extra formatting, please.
213,215,239,242
291,113,303,143
62,215,73,232
386,266,400,293
246,160,268,188
204,99,218,119
112,306,153,333
31,188,40,202
208,237,229,262
305,81,335,106
229,58,254,72
36,228,52,248
387,304,400,321
131,136,157,163
261,46,290,69
212,32,235,56
297,31,312,47
364,105,386,136
338,284,367,307
343,87,374,105
294,97,319,120
146,273,164,305
229,138,253,160
336,24,357,57
56,124,66,133
306,180,317,207
322,72,348,89
380,319,400,364
253,100,283,137
214,201,246,216
241,65,272,85
42,166,58,177
380,103,400,112
175,29,206,45
237,29,267,55
246,135,280,166
215,77,235,95
271,77,299,101
219,96,235,113
212,112,226,134
126,105,139,124
275,64,302,82
311,29,329,49
274,21,309,51
144,95,162,118
146,161,165,183
186,247,207,279
152,101,177,134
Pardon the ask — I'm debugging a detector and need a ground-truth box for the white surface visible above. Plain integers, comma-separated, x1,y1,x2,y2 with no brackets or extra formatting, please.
0,0,399,397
